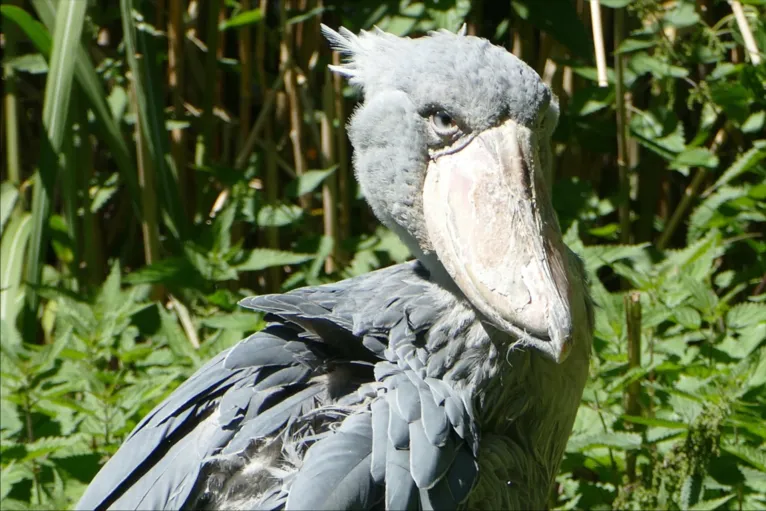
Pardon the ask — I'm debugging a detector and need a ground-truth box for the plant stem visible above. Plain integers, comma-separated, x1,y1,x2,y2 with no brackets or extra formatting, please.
614,6,632,245
590,0,608,87
258,0,281,292
281,1,310,209
624,291,642,482
168,0,188,218
130,82,163,301
321,68,338,273
202,0,221,164
730,1,762,64
238,0,254,152
332,51,351,242
4,0,22,195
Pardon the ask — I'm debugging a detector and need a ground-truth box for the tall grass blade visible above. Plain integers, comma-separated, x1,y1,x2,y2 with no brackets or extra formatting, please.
29,0,142,220
0,183,19,237
22,0,86,342
1,213,32,326
0,5,51,54
121,0,186,240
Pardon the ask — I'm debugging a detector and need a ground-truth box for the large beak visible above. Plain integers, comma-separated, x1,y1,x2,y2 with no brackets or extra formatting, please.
422,119,574,363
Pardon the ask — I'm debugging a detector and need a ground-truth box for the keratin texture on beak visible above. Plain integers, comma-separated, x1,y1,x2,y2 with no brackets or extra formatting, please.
423,119,574,363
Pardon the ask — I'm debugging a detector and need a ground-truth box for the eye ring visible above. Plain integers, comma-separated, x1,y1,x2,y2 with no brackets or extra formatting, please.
430,110,459,137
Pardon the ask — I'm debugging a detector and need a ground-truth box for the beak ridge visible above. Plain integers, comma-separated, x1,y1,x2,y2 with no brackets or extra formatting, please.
422,119,574,363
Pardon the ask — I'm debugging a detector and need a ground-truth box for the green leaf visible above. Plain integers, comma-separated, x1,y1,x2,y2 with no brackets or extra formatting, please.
211,202,236,253
566,431,642,452
0,213,32,324
709,146,765,193
124,257,201,286
722,443,766,471
688,186,749,243
670,147,719,170
631,52,689,79
742,111,765,134
741,466,766,493
235,249,314,272
257,204,303,227
578,243,649,274
664,1,700,28
748,351,766,389
287,6,329,26
0,5,52,55
693,492,737,511
32,0,140,216
616,38,656,54
0,462,33,501
710,82,750,124
621,415,690,429
199,312,261,331
289,166,338,197
6,53,48,74
727,303,766,329
219,8,262,30
674,306,702,329
569,87,614,117
307,235,335,283
97,261,123,313
680,472,704,510
0,183,19,236
23,0,87,342
600,0,632,7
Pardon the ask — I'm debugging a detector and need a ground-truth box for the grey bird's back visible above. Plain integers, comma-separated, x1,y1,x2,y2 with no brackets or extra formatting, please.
76,261,489,510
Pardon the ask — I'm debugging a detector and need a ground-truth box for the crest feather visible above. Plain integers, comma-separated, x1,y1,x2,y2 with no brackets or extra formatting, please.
321,24,361,79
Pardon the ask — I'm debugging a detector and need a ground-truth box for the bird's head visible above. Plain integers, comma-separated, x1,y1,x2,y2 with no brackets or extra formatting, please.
324,26,575,363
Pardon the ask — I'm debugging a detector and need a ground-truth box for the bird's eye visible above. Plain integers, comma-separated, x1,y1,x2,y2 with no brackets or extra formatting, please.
430,110,459,137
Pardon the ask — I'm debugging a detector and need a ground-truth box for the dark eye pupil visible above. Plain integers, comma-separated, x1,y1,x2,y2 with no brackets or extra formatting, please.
436,112,453,127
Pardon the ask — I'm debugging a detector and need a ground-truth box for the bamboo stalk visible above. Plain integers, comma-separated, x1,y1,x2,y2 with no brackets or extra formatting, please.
238,0,254,152
201,0,221,164
79,105,104,289
281,1,310,209
614,7,631,245
62,94,81,289
258,0,281,292
332,51,351,242
234,73,286,171
730,1,762,64
320,68,338,273
156,0,166,34
624,291,642,482
4,0,22,195
168,0,187,217
130,81,163,301
590,0,608,87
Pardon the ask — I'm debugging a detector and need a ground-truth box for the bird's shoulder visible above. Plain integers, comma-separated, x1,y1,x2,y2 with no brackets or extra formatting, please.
76,261,450,510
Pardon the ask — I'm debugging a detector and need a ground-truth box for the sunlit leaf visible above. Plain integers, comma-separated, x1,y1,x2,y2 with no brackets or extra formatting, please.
219,8,262,30
235,249,314,272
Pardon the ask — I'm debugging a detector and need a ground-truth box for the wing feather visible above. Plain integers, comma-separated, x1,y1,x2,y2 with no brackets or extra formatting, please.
286,413,380,510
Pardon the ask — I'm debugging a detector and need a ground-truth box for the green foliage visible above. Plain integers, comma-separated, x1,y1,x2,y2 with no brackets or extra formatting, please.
1,0,764,509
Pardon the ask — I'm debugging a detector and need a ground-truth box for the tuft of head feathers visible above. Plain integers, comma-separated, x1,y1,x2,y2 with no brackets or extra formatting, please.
320,24,551,128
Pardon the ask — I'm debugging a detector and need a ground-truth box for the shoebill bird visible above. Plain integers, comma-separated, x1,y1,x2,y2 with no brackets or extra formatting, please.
77,25,593,511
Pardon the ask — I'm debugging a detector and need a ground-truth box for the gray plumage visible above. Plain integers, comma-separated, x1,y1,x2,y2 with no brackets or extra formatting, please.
77,26,593,511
